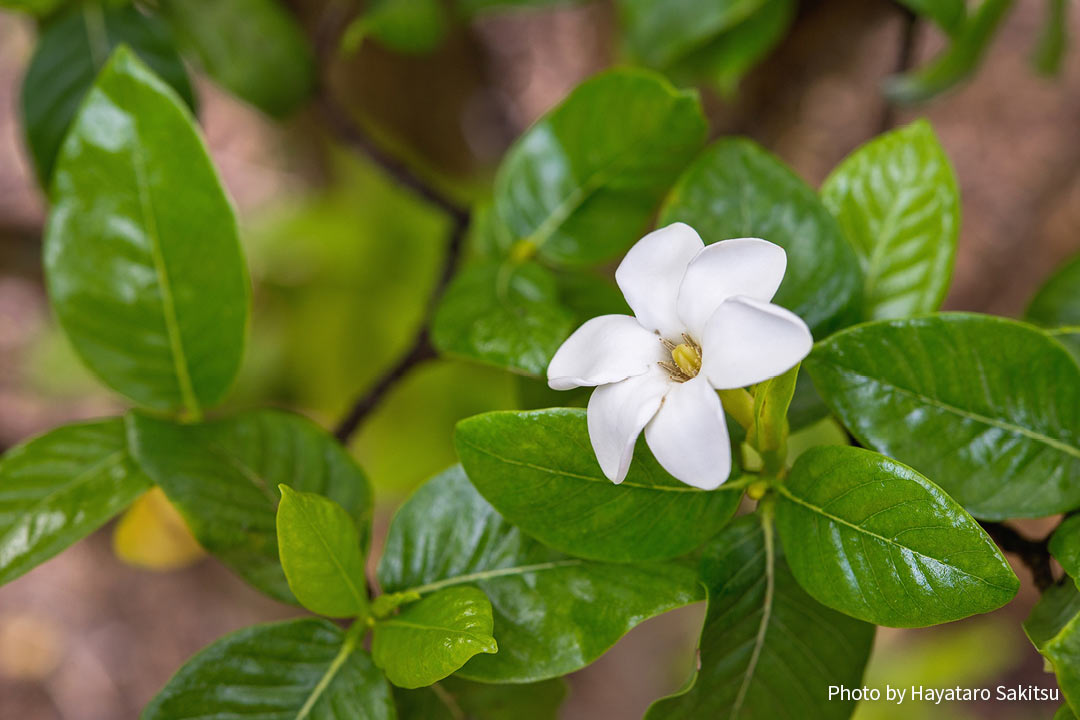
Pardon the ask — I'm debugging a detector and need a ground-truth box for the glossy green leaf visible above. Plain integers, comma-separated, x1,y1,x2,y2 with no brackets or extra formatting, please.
45,47,248,416
618,0,768,68
1025,580,1080,713
394,677,566,720
127,409,372,603
750,363,798,456
454,409,741,562
342,0,446,55
646,514,874,719
808,314,1080,519
160,0,314,116
373,587,498,688
884,0,1015,104
0,418,151,586
821,119,959,320
431,261,574,376
493,69,706,267
1057,703,1079,720
378,466,703,682
669,0,796,97
1052,516,1080,586
143,619,394,720
276,485,369,618
1027,250,1080,358
1032,0,1068,76
21,3,194,185
775,446,1018,627
660,138,862,336
896,0,966,35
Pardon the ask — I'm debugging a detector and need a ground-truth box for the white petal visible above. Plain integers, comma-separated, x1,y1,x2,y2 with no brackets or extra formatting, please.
644,376,731,490
615,222,703,339
700,296,813,390
587,365,671,483
676,237,787,339
547,315,663,391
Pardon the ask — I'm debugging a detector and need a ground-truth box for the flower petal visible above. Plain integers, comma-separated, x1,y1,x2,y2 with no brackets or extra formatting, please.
587,365,671,483
547,314,663,391
615,222,703,339
700,296,813,390
643,376,731,490
676,237,787,339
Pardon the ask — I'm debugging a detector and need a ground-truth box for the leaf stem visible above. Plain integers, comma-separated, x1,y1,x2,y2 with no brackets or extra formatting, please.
1046,325,1080,336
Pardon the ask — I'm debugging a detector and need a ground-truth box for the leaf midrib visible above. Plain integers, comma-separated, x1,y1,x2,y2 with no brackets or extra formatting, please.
731,514,775,718
400,559,585,596
290,497,367,614
295,626,360,720
381,618,494,646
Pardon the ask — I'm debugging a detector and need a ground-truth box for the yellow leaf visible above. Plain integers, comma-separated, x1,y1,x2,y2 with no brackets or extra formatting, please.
113,487,205,570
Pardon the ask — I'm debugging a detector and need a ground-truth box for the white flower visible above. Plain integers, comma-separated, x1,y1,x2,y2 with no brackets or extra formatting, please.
546,223,812,490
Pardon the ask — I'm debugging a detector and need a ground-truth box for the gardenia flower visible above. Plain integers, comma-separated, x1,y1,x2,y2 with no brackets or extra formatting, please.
546,223,812,490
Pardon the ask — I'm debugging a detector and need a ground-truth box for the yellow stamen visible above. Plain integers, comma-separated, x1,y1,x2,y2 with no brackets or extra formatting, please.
671,343,701,378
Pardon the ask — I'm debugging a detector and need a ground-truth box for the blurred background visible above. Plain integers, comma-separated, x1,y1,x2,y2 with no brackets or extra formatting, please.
1,0,1078,717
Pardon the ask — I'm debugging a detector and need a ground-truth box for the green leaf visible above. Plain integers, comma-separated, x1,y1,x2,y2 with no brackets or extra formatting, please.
669,0,796,97
1027,250,1080,358
1058,703,1079,720
884,0,1015,104
143,619,394,720
127,409,372,603
21,3,195,185
454,409,741,562
44,46,248,417
493,69,706,267
821,119,959,320
618,0,768,69
0,418,151,586
646,514,874,719
378,466,703,682
775,445,1018,627
342,0,447,55
431,261,574,376
808,313,1080,519
1032,0,1069,76
660,138,862,336
0,0,65,16
750,363,798,456
394,677,566,720
160,0,315,116
1052,516,1080,586
1025,580,1080,713
896,0,966,35
373,587,498,688
276,485,369,618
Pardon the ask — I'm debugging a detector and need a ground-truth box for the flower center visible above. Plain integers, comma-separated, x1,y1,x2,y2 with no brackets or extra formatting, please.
659,334,702,382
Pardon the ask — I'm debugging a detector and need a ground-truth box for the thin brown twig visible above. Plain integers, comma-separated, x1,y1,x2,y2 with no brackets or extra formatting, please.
980,521,1055,591
878,3,918,133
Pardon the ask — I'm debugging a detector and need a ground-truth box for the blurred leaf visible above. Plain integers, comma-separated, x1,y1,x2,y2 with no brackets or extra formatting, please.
276,485,369,618
1032,0,1069,76
455,409,742,562
787,371,829,431
128,409,372,604
1058,705,1078,720
821,119,959,320
896,0,966,35
0,418,151,586
456,0,581,16
1,0,65,16
1027,250,1080,358
1025,580,1080,714
661,138,863,336
432,261,574,376
493,69,706,267
143,619,393,719
373,587,497,688
378,466,703,682
670,0,796,97
776,446,1018,628
21,3,194,184
45,47,247,417
884,0,1015,105
112,486,205,570
646,515,874,719
808,314,1080,520
1051,516,1080,587
394,676,566,720
618,0,768,68
749,363,798,456
342,0,447,55
160,0,314,116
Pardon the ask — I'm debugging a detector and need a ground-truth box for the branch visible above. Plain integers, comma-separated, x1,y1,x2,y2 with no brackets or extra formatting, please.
980,521,1055,591
878,4,918,133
